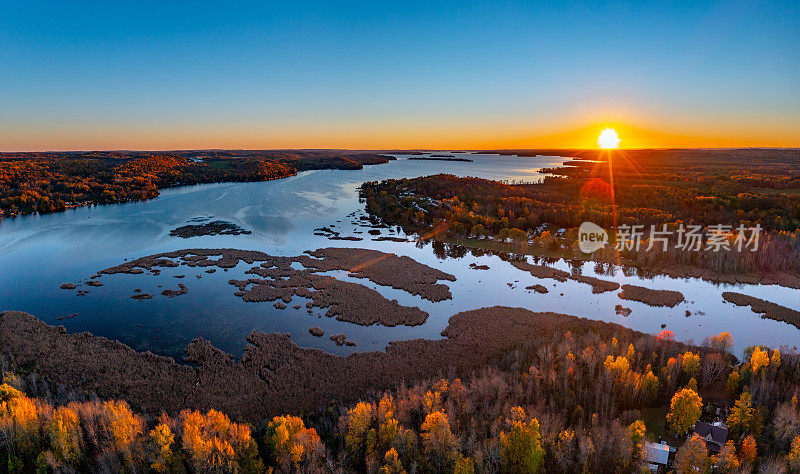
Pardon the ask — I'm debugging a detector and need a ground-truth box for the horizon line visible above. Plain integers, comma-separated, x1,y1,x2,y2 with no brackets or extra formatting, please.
2,146,800,154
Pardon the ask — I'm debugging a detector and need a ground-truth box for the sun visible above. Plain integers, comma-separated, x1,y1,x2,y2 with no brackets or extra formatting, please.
598,128,621,149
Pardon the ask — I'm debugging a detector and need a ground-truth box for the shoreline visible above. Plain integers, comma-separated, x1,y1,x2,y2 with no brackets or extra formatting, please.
408,156,474,162
0,150,400,220
0,307,668,421
412,234,800,290
96,247,456,327
722,291,800,330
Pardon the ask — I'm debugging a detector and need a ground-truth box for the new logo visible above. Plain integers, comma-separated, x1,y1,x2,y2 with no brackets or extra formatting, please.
578,221,608,253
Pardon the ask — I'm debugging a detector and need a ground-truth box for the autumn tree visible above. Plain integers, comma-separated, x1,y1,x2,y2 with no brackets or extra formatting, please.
148,420,180,472
498,407,543,474
102,400,144,455
712,440,739,473
674,434,709,473
727,392,755,439
0,385,42,461
667,388,703,434
604,355,630,379
47,406,82,467
787,435,800,472
343,401,374,468
640,368,659,403
470,224,486,239
740,435,757,464
379,447,406,474
420,410,458,473
264,415,323,470
627,420,646,462
681,351,701,378
626,343,635,362
656,329,674,342
180,409,263,473
453,454,475,474
750,347,770,374
770,348,781,368
726,370,740,398
707,332,734,353
376,395,401,457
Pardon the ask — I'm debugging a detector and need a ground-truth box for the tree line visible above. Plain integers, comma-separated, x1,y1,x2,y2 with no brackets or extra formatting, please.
360,167,800,276
0,150,396,218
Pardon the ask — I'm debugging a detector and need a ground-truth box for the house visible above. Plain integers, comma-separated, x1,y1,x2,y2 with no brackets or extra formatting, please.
692,421,728,453
643,442,670,472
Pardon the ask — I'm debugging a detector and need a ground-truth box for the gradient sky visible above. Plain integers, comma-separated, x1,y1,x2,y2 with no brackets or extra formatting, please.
1,0,799,150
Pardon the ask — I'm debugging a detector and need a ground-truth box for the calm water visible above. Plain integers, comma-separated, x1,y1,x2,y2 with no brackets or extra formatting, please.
1,153,798,359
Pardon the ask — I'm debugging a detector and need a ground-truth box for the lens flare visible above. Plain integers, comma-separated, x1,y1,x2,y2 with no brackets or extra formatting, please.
598,128,621,149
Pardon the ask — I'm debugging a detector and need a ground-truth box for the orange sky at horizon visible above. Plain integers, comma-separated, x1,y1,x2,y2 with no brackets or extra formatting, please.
2,120,799,152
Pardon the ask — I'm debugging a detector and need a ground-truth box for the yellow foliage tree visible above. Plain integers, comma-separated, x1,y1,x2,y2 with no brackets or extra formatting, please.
378,414,400,454
641,368,659,402
102,400,143,453
378,447,406,474
344,401,374,466
181,409,262,473
266,415,303,465
453,454,475,474
627,420,646,460
182,410,236,472
377,394,394,423
771,348,781,367
681,351,701,377
498,407,543,474
750,347,769,373
0,383,24,402
787,435,800,472
604,355,630,378
148,421,177,472
421,410,458,472
423,390,443,415
727,391,754,438
667,388,703,434
1,390,41,456
47,406,82,465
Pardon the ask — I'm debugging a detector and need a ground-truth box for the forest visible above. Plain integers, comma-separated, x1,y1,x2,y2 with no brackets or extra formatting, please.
360,149,800,280
0,150,394,217
2,323,799,472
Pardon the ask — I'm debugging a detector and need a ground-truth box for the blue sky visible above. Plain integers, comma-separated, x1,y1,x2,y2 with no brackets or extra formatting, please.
1,0,798,149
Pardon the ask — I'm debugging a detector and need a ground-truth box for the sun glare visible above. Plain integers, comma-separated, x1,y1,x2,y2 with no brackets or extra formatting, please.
598,128,621,149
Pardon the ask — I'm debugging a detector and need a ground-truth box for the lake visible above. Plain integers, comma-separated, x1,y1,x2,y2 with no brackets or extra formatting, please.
1,153,798,359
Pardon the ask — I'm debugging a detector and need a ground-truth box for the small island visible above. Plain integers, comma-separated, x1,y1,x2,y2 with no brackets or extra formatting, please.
408,155,473,162
169,220,251,238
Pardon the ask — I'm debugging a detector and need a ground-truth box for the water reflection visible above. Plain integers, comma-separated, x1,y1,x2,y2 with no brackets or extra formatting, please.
0,153,797,360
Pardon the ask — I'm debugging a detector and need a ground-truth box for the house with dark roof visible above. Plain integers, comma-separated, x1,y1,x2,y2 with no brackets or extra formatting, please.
692,421,728,453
